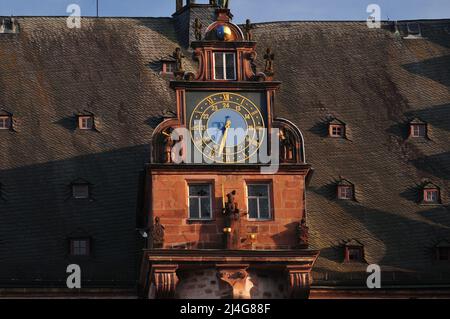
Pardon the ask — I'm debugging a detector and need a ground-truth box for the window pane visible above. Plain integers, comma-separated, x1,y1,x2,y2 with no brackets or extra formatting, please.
439,248,449,260
248,198,258,219
214,53,224,79
73,184,89,199
0,117,10,129
189,198,200,219
200,198,211,219
71,240,89,256
349,249,359,260
259,198,270,219
248,185,268,197
225,53,235,80
425,190,438,202
165,63,174,73
189,185,210,197
412,125,426,137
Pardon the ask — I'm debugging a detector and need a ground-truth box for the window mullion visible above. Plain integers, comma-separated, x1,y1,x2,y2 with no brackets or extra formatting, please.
257,198,260,219
223,53,227,80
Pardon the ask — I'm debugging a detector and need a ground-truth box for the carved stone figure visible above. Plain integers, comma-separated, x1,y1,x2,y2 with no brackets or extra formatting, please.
151,217,165,249
297,219,309,248
223,190,241,250
264,48,275,76
279,128,296,162
224,190,240,219
162,131,173,164
193,18,203,41
172,47,185,73
243,19,254,41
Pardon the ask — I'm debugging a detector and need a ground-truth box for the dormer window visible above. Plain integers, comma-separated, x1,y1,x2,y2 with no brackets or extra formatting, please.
72,184,89,199
434,241,450,262
0,115,12,130
213,52,236,80
422,183,440,204
424,189,439,203
337,179,354,200
78,115,94,130
344,240,365,263
161,61,176,75
409,119,427,138
70,179,91,200
328,118,346,138
69,238,91,256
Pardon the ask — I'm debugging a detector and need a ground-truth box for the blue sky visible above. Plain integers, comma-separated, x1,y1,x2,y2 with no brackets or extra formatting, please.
0,0,449,23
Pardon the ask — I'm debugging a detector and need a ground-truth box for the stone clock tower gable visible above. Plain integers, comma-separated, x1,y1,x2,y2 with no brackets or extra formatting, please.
140,6,319,300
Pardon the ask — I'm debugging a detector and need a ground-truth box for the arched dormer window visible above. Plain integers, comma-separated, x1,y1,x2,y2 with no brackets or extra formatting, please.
273,118,306,164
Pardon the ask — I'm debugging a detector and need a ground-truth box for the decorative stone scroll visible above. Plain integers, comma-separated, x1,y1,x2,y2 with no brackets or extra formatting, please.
151,264,179,299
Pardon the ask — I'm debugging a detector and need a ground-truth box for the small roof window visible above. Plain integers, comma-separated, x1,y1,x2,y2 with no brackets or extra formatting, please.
434,240,450,262
0,110,13,130
337,179,355,200
76,112,95,130
409,118,427,138
344,239,365,263
328,118,346,138
70,178,92,200
422,182,441,205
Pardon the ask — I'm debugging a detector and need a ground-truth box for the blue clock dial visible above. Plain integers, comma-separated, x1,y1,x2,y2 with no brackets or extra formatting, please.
206,109,248,147
189,92,265,164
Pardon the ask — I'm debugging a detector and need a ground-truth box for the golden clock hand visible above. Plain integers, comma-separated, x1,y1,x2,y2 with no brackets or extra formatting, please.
219,120,232,156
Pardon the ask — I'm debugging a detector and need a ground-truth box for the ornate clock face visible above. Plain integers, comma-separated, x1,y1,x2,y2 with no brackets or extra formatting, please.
189,92,266,163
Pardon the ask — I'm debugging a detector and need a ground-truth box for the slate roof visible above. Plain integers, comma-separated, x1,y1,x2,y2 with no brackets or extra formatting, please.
0,14,449,288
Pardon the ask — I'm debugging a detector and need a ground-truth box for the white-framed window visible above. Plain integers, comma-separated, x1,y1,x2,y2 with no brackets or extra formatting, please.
78,116,94,130
338,185,353,200
213,52,236,80
424,189,439,204
0,116,11,130
162,62,175,74
188,184,213,220
70,238,90,256
411,124,427,138
329,124,345,138
247,183,271,220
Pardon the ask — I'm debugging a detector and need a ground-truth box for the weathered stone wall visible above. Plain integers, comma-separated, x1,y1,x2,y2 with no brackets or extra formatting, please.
175,269,288,299
150,171,306,250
